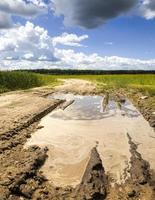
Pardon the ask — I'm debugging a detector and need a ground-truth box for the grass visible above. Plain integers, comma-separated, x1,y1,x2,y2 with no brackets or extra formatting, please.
0,71,58,94
48,74,155,96
0,71,155,96
91,74,155,96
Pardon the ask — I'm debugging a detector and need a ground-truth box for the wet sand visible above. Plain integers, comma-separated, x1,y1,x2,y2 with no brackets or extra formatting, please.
26,93,155,188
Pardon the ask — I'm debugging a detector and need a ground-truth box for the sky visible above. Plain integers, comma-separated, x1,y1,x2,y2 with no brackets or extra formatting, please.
0,0,155,70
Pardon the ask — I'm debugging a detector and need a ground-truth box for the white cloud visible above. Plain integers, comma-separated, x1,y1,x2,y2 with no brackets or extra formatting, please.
1,48,155,70
23,53,34,60
141,0,155,19
27,0,47,8
0,11,12,29
0,21,154,71
0,21,55,61
52,32,88,47
0,0,48,29
0,59,65,70
0,0,46,17
54,48,155,70
104,42,113,46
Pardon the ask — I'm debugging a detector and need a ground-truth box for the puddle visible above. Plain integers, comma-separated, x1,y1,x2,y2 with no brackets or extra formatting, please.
49,93,140,121
26,93,155,187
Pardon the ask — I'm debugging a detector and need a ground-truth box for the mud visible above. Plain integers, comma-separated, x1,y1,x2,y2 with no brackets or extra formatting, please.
0,79,155,200
75,147,107,200
134,95,155,129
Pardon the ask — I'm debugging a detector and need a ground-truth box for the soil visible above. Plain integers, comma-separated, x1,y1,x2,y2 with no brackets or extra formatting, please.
54,79,97,95
131,93,155,129
0,79,155,200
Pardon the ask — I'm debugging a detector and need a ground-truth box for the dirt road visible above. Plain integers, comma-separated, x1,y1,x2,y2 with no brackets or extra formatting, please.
55,79,97,94
0,79,155,200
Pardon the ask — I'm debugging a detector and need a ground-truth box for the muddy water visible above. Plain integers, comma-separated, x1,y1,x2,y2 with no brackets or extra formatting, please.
26,93,155,188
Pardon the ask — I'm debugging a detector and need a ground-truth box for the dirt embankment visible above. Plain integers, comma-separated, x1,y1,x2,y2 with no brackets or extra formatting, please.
132,94,155,129
0,79,155,200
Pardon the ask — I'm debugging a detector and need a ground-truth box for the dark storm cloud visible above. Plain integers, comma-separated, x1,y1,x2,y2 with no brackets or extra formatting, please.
52,0,137,28
0,12,12,29
146,0,155,11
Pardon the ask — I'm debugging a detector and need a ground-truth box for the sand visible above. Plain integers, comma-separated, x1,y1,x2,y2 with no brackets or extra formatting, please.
26,94,155,188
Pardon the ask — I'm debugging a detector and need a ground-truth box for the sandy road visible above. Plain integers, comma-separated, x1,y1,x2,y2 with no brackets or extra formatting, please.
0,79,98,199
0,79,96,135
55,79,97,94
0,79,155,200
0,92,56,135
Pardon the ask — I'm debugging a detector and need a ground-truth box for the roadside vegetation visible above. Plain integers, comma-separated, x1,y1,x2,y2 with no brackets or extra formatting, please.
0,71,58,93
0,71,155,96
87,74,155,96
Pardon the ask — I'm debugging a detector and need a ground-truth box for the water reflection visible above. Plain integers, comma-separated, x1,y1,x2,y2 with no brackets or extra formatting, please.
49,93,140,120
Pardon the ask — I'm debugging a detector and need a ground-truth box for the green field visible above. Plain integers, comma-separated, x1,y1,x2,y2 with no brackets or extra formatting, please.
76,74,155,96
0,71,155,96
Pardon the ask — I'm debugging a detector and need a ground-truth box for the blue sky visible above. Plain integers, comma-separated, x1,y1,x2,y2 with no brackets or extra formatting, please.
15,11,155,59
0,0,155,70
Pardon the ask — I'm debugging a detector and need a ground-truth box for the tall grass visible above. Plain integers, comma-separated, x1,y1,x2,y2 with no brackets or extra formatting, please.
0,71,57,93
94,74,155,95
